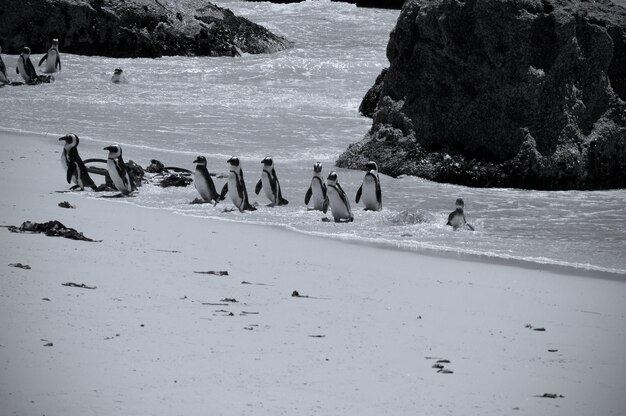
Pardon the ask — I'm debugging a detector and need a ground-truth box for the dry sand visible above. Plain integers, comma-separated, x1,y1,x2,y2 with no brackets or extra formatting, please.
1,130,625,415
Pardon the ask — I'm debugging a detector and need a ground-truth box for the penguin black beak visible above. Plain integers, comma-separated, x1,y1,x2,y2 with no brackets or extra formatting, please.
59,136,70,143
193,157,200,164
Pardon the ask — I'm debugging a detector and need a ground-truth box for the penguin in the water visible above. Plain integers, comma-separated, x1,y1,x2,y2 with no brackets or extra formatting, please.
447,198,474,231
38,39,61,74
255,157,288,206
59,133,97,191
193,156,220,204
326,171,353,223
0,45,8,85
104,144,136,195
355,161,382,211
111,68,126,84
220,157,257,212
16,47,38,83
304,162,328,211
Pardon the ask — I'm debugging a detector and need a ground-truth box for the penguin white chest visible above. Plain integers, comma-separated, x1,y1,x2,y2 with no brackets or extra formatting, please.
261,171,275,203
328,187,351,220
310,178,326,210
107,159,129,192
361,175,379,210
194,171,212,201
228,172,244,208
448,213,465,229
43,50,59,73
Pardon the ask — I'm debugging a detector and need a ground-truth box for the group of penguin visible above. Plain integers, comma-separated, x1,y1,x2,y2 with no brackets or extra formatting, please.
0,40,61,85
0,39,124,85
60,133,474,229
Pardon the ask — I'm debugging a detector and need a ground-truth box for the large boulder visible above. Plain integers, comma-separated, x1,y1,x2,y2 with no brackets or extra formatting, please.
338,0,626,189
0,0,293,57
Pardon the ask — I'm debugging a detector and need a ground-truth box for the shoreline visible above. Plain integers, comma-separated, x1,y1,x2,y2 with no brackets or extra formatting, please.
3,127,624,279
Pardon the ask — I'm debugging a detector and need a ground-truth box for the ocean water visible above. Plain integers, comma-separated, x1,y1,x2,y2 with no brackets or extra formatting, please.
1,0,625,276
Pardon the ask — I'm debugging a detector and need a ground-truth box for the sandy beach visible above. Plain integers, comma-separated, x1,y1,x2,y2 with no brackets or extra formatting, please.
1,130,625,415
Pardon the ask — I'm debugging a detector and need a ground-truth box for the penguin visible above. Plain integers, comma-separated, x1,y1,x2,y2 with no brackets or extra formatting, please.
255,156,289,206
326,171,353,223
219,157,256,212
59,133,97,191
111,68,126,84
0,45,8,85
193,156,220,204
447,198,475,231
104,144,136,195
355,161,382,211
38,39,61,74
16,47,38,83
304,162,328,211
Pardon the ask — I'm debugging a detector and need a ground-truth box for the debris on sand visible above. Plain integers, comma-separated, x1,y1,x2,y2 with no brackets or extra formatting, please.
7,220,101,242
58,201,75,209
9,263,31,269
194,270,229,276
62,282,97,289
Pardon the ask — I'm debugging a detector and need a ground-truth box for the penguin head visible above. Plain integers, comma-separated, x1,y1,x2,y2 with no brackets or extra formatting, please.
327,171,338,184
193,156,207,166
104,144,122,158
262,157,273,168
366,161,378,172
59,133,79,147
227,156,240,167
313,162,323,173
455,198,465,208
52,39,59,46
113,68,123,75
21,47,30,56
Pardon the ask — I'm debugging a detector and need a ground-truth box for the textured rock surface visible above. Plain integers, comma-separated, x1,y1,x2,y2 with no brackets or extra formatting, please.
0,0,292,57
339,0,626,189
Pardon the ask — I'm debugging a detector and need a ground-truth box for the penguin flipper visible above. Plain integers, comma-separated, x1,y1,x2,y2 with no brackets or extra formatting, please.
446,211,455,226
322,196,329,214
376,179,382,209
38,53,48,67
355,184,362,203
219,183,228,200
304,187,312,205
466,223,475,231
57,55,61,71
255,178,262,195
66,162,77,184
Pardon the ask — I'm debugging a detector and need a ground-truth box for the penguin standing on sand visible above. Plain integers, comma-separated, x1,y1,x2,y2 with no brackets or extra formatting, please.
304,162,328,211
220,157,256,212
355,161,382,211
104,144,136,195
193,156,220,204
0,45,8,84
16,47,38,83
38,39,61,73
447,198,474,231
326,171,353,222
59,133,97,191
255,157,289,206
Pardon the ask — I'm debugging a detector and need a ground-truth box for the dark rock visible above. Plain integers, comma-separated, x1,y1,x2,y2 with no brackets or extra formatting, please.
339,0,626,190
0,0,293,57
243,0,305,3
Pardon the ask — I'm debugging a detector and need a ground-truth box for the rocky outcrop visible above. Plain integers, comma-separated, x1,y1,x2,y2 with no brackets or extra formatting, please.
0,0,292,57
338,0,626,190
